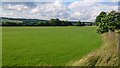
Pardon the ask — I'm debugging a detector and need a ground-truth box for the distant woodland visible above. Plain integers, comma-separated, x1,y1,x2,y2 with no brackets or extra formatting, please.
0,17,95,26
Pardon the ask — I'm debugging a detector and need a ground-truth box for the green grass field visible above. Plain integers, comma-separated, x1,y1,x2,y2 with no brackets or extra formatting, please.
2,27,102,66
0,27,2,67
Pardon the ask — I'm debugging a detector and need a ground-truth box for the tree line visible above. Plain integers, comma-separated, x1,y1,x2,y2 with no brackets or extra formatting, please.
1,17,94,26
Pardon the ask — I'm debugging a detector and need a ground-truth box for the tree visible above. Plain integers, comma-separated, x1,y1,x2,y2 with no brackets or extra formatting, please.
96,11,120,52
61,20,68,26
49,19,62,26
76,21,82,26
96,11,120,34
82,22,85,26
95,11,107,26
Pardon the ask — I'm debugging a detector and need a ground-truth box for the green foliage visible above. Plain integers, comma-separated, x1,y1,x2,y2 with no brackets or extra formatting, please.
96,11,120,34
76,21,85,26
49,19,62,26
95,12,107,26
3,27,101,66
1,17,94,26
76,21,82,26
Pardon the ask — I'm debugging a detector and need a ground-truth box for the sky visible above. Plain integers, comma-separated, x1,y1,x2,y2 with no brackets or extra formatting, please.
0,0,119,22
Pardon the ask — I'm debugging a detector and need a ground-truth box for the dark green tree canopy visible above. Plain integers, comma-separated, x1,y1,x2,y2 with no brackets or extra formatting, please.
96,11,120,34
49,19,62,26
1,17,91,26
76,21,82,26
95,11,107,26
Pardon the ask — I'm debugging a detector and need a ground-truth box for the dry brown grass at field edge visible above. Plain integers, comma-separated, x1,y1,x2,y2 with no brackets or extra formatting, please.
72,32,119,66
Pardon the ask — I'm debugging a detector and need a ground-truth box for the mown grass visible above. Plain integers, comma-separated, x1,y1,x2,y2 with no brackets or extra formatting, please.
2,26,101,66
0,27,2,67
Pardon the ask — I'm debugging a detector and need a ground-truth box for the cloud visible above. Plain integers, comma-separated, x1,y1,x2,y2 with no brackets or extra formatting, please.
0,12,16,18
31,6,40,13
2,0,119,2
3,4,30,12
1,1,119,22
68,1,118,21
31,1,70,20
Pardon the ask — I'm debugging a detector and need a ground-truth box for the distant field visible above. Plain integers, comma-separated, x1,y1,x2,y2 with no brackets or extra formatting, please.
2,27,101,66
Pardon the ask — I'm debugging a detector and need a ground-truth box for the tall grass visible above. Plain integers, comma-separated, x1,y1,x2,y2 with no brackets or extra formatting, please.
72,32,118,66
